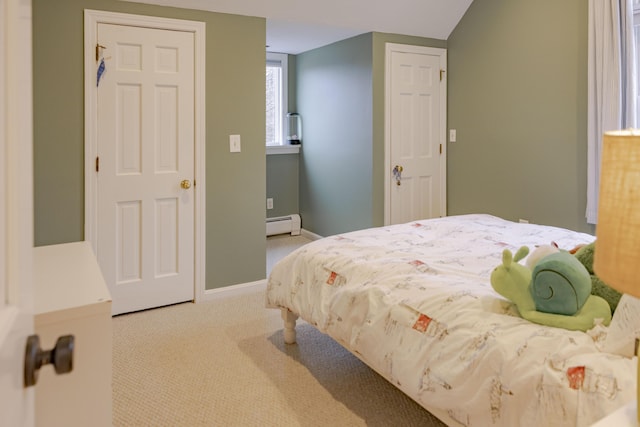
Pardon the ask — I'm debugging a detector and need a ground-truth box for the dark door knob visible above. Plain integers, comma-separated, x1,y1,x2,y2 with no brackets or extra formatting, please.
24,334,74,387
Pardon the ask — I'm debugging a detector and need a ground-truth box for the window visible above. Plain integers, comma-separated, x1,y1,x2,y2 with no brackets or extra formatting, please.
587,0,639,223
266,52,288,147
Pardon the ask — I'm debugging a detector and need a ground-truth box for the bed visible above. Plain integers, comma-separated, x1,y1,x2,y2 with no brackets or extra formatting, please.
265,214,637,426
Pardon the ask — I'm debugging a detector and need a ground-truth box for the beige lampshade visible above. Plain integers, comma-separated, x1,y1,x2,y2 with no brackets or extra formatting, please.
594,130,640,297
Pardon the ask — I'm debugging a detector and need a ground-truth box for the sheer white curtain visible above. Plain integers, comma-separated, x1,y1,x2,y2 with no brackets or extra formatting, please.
586,0,637,224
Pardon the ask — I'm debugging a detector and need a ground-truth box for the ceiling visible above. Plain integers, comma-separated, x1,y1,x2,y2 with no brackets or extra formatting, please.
122,0,474,54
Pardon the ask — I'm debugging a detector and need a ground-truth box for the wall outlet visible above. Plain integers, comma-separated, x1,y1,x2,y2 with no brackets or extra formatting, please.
519,218,529,224
266,198,273,210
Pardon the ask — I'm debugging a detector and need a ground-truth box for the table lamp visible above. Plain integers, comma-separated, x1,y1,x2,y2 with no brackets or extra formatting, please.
594,129,640,422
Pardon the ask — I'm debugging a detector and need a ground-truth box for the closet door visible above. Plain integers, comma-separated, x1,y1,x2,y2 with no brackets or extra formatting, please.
385,44,447,224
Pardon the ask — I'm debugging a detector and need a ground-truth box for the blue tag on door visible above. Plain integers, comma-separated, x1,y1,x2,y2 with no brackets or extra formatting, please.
97,58,106,87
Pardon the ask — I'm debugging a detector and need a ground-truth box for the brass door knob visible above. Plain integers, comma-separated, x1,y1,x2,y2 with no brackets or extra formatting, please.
180,180,191,189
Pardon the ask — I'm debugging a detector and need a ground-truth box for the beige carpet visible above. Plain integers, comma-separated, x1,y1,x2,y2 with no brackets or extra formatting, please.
266,234,313,276
112,288,447,426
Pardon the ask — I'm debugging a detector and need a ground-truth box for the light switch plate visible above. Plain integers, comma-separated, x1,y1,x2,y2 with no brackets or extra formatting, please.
449,129,457,142
230,134,241,152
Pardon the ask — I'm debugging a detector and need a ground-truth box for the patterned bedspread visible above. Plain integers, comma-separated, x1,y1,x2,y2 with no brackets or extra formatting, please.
265,214,636,426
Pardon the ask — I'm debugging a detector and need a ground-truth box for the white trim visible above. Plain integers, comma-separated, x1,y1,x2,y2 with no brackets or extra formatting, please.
4,0,34,311
83,9,207,303
199,230,321,304
199,279,266,302
383,43,447,225
1,0,35,423
266,144,300,155
266,51,288,146
0,0,6,310
301,228,323,241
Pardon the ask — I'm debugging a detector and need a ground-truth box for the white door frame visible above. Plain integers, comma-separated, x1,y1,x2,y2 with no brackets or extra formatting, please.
83,10,207,303
1,0,35,424
383,43,447,225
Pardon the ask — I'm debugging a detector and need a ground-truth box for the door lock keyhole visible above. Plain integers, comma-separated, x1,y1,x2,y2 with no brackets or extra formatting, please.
392,165,404,186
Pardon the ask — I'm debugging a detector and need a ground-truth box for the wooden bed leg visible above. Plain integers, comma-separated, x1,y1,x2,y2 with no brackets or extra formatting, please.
281,308,298,344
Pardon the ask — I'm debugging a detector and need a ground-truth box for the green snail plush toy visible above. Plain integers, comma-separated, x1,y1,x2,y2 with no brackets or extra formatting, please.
490,246,612,331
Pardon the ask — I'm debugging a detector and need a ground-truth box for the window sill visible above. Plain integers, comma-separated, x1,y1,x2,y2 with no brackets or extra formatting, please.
266,145,300,155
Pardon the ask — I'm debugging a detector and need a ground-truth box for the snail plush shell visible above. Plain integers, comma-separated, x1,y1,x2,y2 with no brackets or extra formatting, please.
530,251,592,316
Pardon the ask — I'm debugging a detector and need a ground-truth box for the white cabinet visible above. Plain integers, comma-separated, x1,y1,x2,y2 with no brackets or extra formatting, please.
34,242,112,427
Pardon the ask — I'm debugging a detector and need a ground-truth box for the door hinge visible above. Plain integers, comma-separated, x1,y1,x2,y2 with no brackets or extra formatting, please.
96,156,99,172
439,144,442,154
440,69,445,81
96,44,106,62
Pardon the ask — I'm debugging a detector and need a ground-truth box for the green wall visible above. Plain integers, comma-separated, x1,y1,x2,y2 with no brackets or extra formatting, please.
296,4,591,237
269,2,590,237
291,5,590,237
266,55,299,219
447,0,591,233
32,0,592,293
266,154,299,217
296,32,446,237
297,33,374,237
32,0,267,289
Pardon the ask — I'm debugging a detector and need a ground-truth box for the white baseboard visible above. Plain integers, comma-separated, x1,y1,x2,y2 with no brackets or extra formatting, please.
198,279,266,303
301,228,323,241
197,231,322,303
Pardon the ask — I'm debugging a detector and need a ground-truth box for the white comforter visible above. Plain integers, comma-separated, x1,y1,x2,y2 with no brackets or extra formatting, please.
265,214,635,426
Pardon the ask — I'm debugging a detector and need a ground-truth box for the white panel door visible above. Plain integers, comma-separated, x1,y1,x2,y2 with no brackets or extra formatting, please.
0,0,35,424
97,23,195,315
387,46,446,225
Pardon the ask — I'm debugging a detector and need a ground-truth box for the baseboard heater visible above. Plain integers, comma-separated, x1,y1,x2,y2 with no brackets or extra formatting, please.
266,214,301,237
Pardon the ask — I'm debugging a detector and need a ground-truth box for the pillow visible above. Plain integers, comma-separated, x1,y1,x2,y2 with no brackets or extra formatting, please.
602,294,640,357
